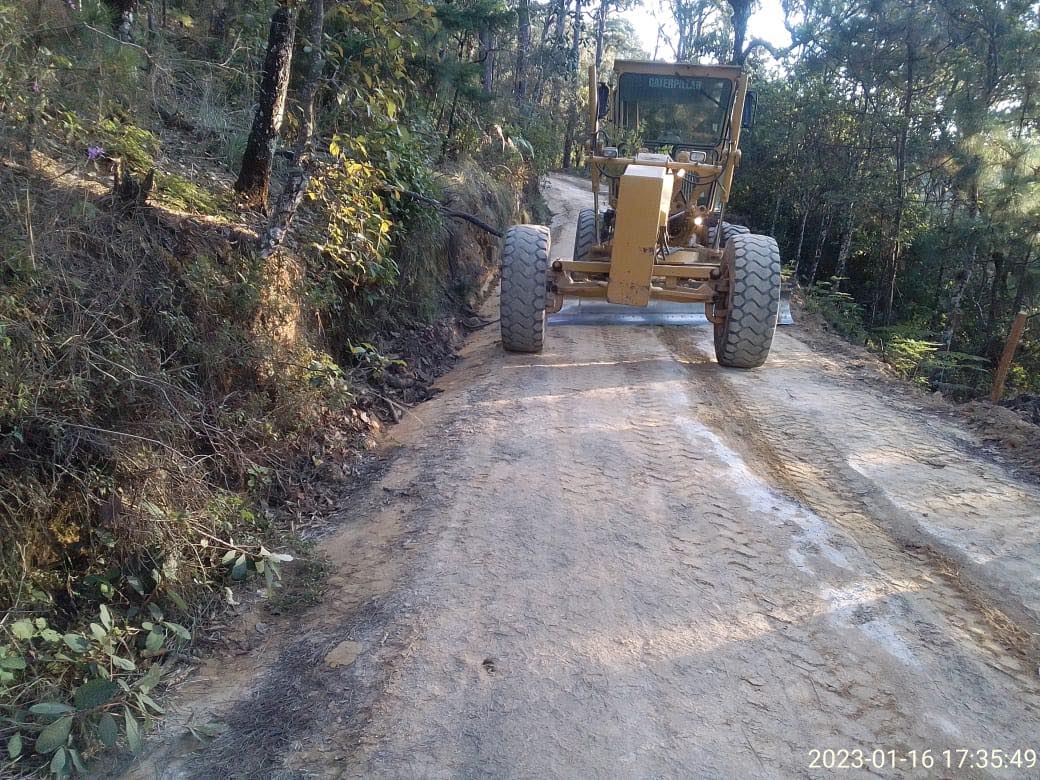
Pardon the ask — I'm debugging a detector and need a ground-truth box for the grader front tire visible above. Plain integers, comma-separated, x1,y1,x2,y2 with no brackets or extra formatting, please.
500,225,550,353
713,233,781,369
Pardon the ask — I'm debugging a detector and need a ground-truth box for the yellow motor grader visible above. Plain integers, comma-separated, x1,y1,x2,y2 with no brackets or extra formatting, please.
500,59,781,368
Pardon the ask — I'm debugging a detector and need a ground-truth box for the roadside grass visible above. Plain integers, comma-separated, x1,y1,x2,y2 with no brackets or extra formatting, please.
0,2,531,774
805,279,993,398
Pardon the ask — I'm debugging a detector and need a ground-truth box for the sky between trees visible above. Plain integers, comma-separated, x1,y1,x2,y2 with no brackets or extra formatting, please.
623,0,792,61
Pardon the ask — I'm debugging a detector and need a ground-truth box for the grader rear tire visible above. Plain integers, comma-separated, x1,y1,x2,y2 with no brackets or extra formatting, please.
574,208,597,261
707,221,750,247
713,233,781,368
500,224,550,353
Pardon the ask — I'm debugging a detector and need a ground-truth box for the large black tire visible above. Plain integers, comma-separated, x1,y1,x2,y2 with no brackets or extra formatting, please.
707,220,750,247
501,224,550,353
574,208,597,260
714,233,781,368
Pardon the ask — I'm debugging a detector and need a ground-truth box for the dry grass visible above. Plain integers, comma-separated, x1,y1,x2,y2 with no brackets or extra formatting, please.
0,5,526,773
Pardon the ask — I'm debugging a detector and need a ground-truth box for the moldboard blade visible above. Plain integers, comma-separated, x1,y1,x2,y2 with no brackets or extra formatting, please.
548,300,708,326
548,299,795,326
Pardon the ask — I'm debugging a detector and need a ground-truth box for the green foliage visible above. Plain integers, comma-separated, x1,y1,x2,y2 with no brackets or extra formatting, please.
874,330,991,393
806,282,994,394
0,0,528,774
90,117,161,171
349,342,407,381
0,191,329,775
309,149,397,297
324,0,436,128
731,0,1040,397
55,112,232,214
805,280,869,344
1,607,174,773
155,172,233,214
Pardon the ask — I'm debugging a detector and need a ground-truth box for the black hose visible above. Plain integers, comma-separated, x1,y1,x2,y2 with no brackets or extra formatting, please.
382,186,504,238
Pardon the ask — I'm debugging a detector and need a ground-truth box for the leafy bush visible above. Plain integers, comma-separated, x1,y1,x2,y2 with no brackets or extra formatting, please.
805,279,870,344
309,154,397,297
0,185,322,770
0,0,528,774
874,332,990,394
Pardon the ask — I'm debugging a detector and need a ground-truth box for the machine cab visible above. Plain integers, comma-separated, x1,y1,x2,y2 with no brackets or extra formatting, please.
601,61,749,212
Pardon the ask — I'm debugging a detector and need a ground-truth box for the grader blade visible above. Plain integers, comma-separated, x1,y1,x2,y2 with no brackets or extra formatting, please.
779,286,794,325
549,300,708,326
549,298,793,327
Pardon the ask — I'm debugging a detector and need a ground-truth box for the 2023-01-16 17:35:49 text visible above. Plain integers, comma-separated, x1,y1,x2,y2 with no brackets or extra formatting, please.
808,747,1038,771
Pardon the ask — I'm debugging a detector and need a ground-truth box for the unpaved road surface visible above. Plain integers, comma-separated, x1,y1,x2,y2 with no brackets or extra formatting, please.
129,174,1040,779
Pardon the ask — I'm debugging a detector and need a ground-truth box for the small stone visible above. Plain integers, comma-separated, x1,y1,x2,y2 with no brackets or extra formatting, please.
325,640,363,668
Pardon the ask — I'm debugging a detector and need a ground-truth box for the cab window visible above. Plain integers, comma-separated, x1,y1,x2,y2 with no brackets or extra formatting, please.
617,74,733,148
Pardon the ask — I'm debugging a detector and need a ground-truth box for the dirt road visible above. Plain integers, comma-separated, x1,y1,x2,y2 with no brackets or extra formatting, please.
133,174,1040,779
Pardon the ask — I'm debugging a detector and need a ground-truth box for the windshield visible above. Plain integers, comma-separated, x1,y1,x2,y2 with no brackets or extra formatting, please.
617,74,733,148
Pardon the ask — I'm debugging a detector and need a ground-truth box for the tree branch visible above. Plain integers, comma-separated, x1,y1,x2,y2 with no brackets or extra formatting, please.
741,37,781,63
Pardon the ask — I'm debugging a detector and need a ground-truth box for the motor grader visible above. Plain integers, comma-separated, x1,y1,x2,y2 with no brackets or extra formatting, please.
499,59,781,368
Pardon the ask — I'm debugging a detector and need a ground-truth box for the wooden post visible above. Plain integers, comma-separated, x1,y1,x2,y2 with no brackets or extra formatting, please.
990,311,1028,403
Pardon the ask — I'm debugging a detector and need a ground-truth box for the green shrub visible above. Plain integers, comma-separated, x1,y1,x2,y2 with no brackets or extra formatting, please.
874,332,990,394
805,279,869,344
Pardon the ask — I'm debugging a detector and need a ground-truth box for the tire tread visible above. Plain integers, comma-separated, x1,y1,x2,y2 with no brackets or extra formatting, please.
574,208,597,261
501,224,550,353
714,233,781,369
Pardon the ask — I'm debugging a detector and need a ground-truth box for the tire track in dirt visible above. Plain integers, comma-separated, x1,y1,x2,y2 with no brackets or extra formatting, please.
338,314,1040,778
661,326,1039,670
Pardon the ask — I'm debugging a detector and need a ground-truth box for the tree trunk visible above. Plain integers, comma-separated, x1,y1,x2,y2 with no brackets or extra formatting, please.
594,0,607,70
441,87,461,161
479,24,495,92
258,0,324,260
1011,246,1034,315
793,205,809,279
260,159,315,259
693,10,707,60
768,187,782,237
515,0,530,102
296,0,324,150
103,0,136,40
554,0,567,45
941,185,981,353
570,0,582,72
807,209,832,286
726,0,752,64
832,201,856,290
943,247,976,351
984,250,1006,353
562,102,577,169
234,5,297,210
942,13,1001,355
882,8,916,325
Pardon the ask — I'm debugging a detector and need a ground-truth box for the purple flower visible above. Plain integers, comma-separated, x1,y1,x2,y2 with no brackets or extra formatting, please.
87,145,105,161
30,81,40,94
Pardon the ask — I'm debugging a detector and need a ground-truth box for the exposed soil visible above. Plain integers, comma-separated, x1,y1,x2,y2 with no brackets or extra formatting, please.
788,288,1040,480
117,173,1040,780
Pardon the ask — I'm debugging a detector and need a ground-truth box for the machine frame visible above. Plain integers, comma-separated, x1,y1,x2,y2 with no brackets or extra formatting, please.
546,60,750,324
498,58,780,368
